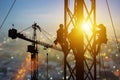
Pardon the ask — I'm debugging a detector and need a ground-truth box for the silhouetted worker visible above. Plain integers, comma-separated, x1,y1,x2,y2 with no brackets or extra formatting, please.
92,24,107,55
54,24,69,53
68,27,84,54
54,24,64,45
97,24,107,44
68,28,77,52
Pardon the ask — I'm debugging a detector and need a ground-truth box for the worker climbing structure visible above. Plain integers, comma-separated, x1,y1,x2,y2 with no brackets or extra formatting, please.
8,0,108,80
54,0,107,80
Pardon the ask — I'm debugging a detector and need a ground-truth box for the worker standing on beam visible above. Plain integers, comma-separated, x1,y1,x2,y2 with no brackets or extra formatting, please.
68,28,77,53
54,24,69,54
68,27,83,53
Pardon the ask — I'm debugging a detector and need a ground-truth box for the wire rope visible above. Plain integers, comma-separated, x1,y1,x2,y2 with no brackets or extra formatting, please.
106,0,120,53
0,0,17,31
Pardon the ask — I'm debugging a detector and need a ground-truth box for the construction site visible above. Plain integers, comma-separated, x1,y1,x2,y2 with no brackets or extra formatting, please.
0,0,120,80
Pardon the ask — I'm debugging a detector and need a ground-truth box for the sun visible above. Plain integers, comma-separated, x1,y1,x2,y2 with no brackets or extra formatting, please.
81,22,92,34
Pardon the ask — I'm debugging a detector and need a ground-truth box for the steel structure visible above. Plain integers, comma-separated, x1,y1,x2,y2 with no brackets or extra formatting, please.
63,0,101,80
8,0,107,80
8,25,99,80
29,23,39,80
9,23,41,80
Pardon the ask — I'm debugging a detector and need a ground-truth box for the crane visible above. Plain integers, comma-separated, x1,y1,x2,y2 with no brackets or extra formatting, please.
8,23,96,80
2,0,118,79
8,0,107,80
8,27,61,51
8,23,61,80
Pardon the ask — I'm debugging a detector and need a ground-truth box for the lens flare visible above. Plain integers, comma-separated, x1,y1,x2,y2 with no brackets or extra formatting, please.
81,22,92,34
15,53,31,80
15,53,45,80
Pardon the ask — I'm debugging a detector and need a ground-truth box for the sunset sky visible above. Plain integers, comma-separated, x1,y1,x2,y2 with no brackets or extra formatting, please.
0,0,120,38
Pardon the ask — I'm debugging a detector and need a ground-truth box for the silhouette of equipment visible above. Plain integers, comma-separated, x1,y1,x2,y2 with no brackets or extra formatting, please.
8,23,53,80
8,28,62,51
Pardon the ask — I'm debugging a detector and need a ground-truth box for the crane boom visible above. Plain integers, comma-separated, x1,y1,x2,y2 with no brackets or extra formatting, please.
8,28,62,51
8,28,94,61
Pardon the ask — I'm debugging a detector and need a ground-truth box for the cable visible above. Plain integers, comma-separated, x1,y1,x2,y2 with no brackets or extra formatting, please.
0,0,17,31
106,0,120,53
41,31,53,43
19,25,53,43
41,28,53,37
105,1,120,79
19,26,32,33
39,26,54,43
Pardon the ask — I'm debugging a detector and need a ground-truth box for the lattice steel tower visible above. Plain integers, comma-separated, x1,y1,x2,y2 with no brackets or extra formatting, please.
63,0,104,80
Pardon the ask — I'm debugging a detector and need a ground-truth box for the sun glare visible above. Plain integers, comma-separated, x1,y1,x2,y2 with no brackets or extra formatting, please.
81,22,92,35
